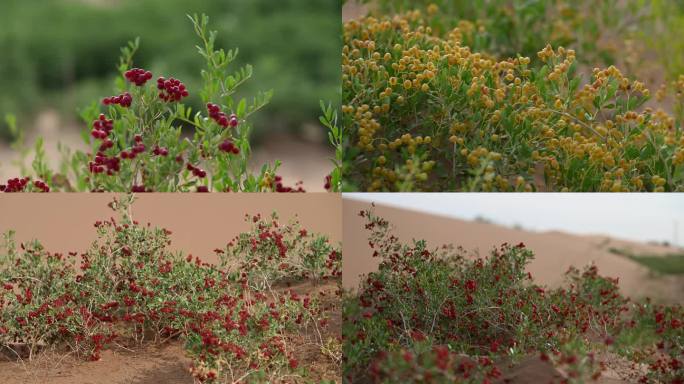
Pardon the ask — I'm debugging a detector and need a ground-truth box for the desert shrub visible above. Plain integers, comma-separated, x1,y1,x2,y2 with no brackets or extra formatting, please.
0,195,342,383
0,14,338,193
220,212,342,291
0,0,340,139
341,10,684,191
342,208,683,383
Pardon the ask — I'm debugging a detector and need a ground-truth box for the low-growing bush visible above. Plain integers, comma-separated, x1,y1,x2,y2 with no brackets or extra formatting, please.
341,10,684,191
0,195,342,383
342,208,683,383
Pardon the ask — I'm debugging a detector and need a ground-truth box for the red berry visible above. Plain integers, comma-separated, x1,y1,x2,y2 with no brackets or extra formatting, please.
157,77,189,102
125,68,153,86
218,140,240,154
102,92,132,108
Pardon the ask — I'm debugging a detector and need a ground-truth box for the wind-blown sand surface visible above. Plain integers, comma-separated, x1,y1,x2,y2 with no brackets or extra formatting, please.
343,198,684,303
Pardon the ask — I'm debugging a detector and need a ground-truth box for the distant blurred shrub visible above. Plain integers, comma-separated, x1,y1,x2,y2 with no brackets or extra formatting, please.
358,0,638,66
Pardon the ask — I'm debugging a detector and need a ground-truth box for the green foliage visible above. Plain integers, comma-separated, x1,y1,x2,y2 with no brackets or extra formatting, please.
320,100,343,192
359,0,636,66
342,12,683,192
642,0,684,81
343,209,684,383
609,247,684,275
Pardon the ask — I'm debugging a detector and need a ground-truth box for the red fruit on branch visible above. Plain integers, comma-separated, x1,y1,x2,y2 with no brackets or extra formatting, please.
206,103,238,128
1,177,30,192
124,68,153,86
218,140,240,154
102,92,133,108
156,77,189,102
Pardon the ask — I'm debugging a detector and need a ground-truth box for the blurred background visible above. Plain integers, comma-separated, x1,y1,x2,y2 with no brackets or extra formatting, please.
343,0,684,115
348,193,684,247
0,0,341,190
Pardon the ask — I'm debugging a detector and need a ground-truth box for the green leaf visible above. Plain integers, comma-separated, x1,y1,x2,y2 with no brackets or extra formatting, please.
237,98,247,118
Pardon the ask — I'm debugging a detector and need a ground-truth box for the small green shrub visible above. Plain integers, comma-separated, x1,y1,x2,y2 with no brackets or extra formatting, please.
343,208,683,383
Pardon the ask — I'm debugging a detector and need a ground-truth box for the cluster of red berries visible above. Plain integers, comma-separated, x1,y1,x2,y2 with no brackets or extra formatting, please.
218,139,240,154
186,163,207,178
152,145,169,156
33,180,50,192
157,77,189,102
120,135,146,159
91,114,114,140
102,92,133,108
124,68,153,86
0,177,50,192
206,103,238,128
274,176,305,193
89,152,121,174
98,139,114,152
324,174,332,191
0,177,31,192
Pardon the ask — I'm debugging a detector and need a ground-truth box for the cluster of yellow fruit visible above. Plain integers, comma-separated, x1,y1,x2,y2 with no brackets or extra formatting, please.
342,10,683,192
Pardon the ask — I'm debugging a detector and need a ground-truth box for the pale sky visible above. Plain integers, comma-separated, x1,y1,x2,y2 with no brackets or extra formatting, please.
345,193,684,247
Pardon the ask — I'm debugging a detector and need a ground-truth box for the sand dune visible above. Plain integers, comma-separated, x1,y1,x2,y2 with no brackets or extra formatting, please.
343,198,683,303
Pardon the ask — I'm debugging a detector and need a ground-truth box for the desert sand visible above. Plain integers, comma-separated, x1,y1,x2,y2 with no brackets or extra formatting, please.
343,198,683,303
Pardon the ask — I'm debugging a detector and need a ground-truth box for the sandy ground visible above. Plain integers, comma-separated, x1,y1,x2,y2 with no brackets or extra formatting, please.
343,199,684,303
0,110,333,192
0,343,193,384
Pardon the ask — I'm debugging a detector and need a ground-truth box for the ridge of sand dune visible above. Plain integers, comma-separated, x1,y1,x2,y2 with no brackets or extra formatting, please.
343,199,683,303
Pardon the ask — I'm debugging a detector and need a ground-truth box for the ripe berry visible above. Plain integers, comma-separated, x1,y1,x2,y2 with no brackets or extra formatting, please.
133,144,146,154
186,164,207,178
103,92,133,108
196,186,209,192
124,68,153,86
99,139,114,151
91,114,114,140
157,77,189,102
32,180,50,192
153,146,169,156
273,175,305,192
89,151,121,174
206,103,238,128
1,177,30,192
218,140,240,154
